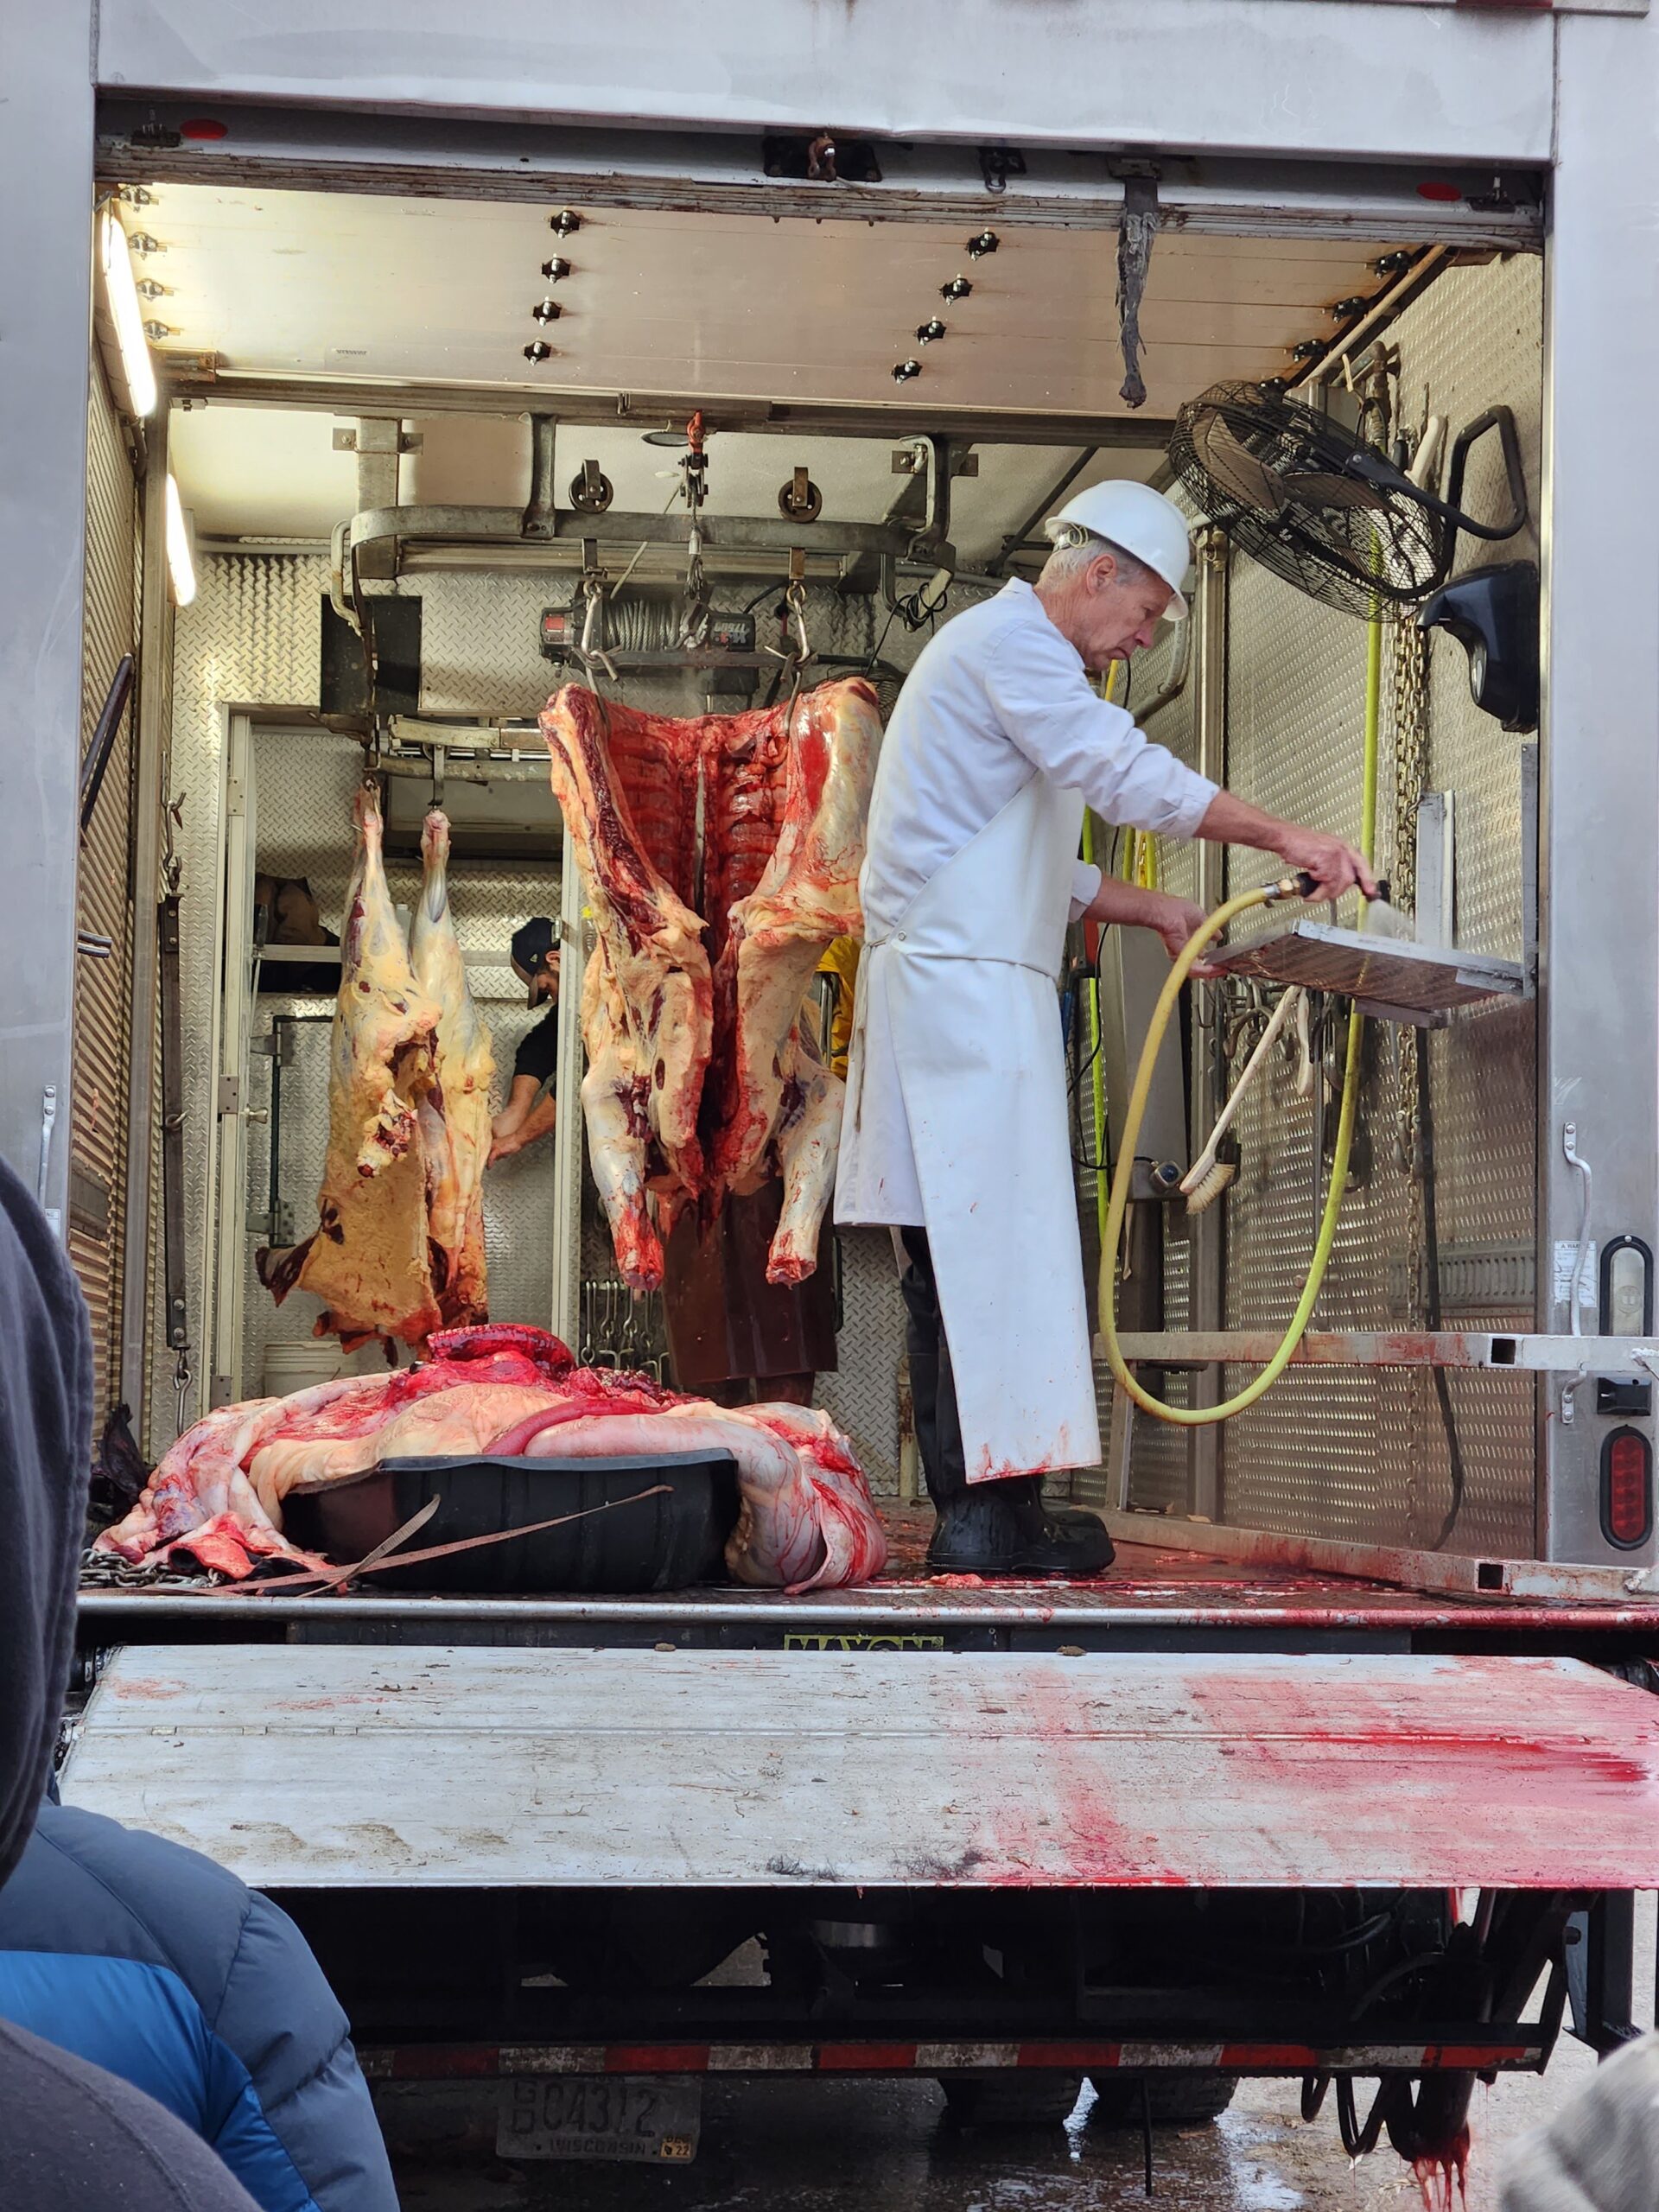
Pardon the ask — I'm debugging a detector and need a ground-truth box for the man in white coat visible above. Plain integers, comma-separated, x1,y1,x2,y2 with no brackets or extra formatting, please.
836,480,1375,1575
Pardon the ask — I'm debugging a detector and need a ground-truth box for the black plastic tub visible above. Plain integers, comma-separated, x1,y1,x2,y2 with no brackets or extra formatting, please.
282,1450,741,1594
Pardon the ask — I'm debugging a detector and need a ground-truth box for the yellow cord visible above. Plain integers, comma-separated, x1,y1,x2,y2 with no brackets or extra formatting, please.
1099,912,1363,1423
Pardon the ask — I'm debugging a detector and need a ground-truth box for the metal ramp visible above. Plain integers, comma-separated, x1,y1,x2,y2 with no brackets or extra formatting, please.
62,1646,1659,1891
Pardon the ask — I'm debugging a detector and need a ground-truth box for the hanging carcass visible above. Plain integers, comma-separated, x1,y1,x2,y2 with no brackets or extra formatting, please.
542,678,881,1292
257,790,493,1349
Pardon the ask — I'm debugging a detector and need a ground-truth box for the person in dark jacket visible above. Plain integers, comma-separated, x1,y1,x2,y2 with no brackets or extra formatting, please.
0,1153,258,2211
0,1796,398,2212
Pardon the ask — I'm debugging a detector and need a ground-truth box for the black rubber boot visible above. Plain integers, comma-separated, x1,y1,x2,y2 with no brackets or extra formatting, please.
1009,1477,1116,1575
927,1478,1116,1576
898,1227,1114,1577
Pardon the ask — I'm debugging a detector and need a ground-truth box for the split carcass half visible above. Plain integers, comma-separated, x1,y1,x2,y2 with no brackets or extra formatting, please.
95,1325,887,1592
540,678,880,1293
257,785,447,1348
542,687,713,1292
411,809,495,1327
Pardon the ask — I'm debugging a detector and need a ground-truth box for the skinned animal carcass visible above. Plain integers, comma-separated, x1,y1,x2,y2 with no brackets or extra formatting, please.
542,678,880,1293
95,1325,887,1592
257,791,494,1349
411,808,494,1326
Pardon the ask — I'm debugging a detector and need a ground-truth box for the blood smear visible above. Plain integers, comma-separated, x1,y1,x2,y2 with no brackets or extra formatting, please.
1413,2126,1471,2212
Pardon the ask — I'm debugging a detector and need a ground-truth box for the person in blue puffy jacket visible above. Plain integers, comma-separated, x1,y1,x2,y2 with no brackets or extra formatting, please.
0,1794,398,2212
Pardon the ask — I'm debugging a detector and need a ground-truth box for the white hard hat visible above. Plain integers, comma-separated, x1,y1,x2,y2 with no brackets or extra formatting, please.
1044,479,1192,620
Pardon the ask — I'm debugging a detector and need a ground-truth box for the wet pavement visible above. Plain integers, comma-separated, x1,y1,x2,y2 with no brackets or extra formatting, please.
385,1903,1656,2212
388,2070,1554,2212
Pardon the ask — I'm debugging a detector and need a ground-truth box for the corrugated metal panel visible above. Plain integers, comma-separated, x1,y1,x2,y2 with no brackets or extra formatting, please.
62,1643,1659,1891
70,362,138,1419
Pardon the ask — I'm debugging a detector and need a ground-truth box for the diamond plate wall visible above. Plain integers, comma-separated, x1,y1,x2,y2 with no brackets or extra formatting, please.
238,722,561,1401
150,554,327,1448
1101,620,1202,1516
1199,253,1541,1554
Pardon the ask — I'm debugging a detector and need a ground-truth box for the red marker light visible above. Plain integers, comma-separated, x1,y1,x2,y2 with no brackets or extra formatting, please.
1601,1427,1652,1549
181,118,229,141
1416,180,1462,204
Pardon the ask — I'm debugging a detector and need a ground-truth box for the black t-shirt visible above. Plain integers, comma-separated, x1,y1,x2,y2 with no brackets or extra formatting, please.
513,1008,559,1090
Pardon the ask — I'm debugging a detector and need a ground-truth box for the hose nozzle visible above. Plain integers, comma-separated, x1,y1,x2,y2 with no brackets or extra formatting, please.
1268,868,1318,902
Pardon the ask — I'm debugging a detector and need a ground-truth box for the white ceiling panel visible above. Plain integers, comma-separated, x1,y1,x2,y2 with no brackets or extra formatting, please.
143,183,1404,421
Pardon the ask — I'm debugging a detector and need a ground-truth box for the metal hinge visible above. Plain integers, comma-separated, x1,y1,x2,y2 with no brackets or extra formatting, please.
217,1073,267,1122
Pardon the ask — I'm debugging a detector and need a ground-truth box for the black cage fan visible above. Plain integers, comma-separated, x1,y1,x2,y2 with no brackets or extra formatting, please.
1166,382,1529,624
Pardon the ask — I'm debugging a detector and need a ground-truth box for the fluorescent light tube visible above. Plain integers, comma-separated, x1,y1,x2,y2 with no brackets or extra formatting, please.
98,207,157,420
164,474,196,607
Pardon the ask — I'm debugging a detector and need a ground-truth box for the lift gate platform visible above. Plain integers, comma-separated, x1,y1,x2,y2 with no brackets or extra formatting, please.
61,1645,1659,1891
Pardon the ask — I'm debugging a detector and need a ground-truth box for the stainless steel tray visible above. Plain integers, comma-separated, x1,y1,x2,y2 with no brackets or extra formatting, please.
1208,922,1529,1025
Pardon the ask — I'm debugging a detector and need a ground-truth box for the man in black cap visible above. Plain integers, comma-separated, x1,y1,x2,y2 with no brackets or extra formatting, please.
489,918,561,1166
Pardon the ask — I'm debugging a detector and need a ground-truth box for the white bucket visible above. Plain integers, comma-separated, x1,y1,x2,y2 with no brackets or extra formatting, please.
262,1340,346,1397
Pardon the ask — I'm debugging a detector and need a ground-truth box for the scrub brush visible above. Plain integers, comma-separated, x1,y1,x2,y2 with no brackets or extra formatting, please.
1182,1145,1238,1217
1182,985,1305,1214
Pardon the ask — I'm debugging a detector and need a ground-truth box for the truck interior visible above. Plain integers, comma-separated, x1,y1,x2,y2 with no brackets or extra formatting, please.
64,110,1659,2176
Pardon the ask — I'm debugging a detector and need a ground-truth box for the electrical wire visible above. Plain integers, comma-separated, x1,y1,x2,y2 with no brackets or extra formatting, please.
739,577,789,615
865,602,901,678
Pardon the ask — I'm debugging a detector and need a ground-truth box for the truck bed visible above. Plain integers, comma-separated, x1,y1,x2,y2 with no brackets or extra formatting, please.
76,1507,1659,1653
60,1639,1659,1891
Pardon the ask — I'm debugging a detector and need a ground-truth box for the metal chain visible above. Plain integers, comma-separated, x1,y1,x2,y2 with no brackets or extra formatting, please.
1390,425,1433,1198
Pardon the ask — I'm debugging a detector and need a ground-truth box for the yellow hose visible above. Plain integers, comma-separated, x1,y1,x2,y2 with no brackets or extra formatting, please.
1099,612,1382,1427
1081,810,1110,1254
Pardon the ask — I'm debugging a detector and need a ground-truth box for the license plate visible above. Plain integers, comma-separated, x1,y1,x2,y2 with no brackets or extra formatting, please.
497,2075,702,2162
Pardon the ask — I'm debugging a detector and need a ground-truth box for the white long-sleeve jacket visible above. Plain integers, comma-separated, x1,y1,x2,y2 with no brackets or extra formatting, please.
860,578,1217,940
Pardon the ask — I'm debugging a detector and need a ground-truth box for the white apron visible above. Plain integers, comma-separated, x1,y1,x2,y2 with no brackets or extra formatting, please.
836,773,1102,1481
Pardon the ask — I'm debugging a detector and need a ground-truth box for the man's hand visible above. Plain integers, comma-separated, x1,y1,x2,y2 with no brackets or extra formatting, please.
1081,878,1223,978
487,1131,522,1168
1148,893,1222,977
1195,791,1379,905
1271,824,1377,904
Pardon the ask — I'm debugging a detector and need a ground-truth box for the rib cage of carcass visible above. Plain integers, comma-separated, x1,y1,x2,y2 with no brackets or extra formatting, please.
542,678,882,1292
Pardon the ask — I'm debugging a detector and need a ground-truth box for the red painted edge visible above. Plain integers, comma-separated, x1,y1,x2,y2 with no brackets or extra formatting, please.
391,2045,501,2080
818,2042,919,2071
1219,2044,1319,2069
604,2045,709,2074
